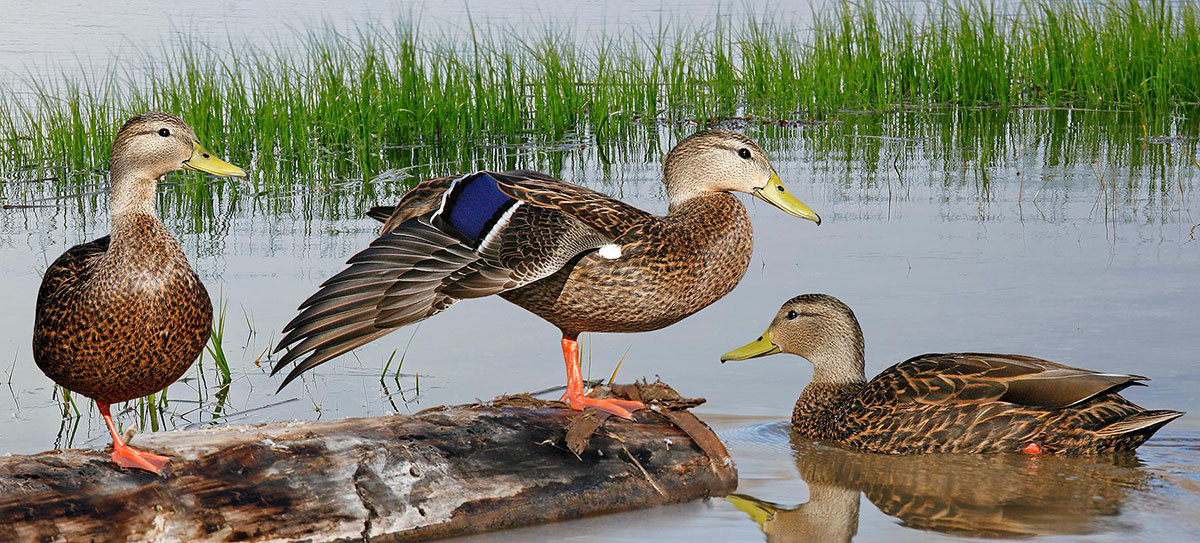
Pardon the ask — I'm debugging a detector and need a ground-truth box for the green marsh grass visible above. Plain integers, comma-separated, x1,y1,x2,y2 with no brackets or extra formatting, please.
53,385,82,449
1,0,1198,188
205,298,233,382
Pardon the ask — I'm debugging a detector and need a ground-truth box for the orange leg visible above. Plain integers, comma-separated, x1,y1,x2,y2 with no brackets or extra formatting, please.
558,333,644,419
98,401,170,474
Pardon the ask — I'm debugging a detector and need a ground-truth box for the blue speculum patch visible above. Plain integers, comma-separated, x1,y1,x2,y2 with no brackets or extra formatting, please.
443,172,514,242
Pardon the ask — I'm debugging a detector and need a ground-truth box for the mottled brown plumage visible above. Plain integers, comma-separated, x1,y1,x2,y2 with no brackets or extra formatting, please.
32,112,245,473
273,130,821,418
34,216,212,402
500,190,753,334
722,294,1183,454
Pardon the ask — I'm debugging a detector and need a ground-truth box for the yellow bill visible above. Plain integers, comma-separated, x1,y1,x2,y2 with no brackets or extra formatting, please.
753,172,820,224
183,142,247,178
720,329,782,362
725,494,778,530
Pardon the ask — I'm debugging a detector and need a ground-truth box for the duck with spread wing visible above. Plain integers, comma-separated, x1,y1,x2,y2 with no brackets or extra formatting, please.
273,130,821,417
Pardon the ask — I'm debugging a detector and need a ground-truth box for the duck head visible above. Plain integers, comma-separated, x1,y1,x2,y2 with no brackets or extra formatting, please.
108,112,245,216
110,112,246,181
721,294,865,384
662,129,820,224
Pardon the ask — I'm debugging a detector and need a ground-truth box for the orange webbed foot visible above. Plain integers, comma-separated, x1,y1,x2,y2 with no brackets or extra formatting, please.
557,333,645,419
111,442,170,474
96,401,170,474
560,392,645,420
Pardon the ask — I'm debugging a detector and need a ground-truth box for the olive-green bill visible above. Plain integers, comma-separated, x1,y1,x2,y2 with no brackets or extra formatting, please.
753,172,821,224
183,142,247,178
720,329,782,362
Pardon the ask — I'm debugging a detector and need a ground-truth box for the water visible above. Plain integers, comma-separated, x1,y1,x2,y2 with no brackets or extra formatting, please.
2,2,1200,542
0,0,824,83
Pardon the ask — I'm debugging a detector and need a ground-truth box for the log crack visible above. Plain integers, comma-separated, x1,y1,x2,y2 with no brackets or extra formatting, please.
353,457,380,543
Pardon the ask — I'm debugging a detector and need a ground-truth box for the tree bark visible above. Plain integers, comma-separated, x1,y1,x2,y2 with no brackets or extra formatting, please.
0,381,736,543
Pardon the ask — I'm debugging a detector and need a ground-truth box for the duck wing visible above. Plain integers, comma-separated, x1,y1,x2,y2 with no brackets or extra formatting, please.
868,353,1146,408
272,170,647,389
487,170,652,239
368,170,653,238
33,236,111,350
35,236,111,305
370,174,459,231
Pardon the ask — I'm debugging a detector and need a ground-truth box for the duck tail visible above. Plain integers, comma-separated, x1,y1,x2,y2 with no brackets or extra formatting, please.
1096,409,1185,438
366,206,395,223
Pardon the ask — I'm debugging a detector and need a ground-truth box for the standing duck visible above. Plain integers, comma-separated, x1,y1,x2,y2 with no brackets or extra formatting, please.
721,294,1183,454
273,130,821,417
33,112,246,473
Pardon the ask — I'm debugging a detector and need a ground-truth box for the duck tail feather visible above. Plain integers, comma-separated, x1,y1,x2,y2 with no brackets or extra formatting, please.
1097,410,1185,437
366,206,396,223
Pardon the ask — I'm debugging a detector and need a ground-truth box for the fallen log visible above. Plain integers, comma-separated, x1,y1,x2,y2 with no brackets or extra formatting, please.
0,381,736,543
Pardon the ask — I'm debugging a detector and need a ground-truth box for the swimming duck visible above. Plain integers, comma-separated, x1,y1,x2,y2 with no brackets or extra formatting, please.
721,294,1183,454
273,130,821,417
33,112,246,473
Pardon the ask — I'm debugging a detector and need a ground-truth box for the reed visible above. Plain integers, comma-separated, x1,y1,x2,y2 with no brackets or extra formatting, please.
205,298,233,382
0,0,1196,187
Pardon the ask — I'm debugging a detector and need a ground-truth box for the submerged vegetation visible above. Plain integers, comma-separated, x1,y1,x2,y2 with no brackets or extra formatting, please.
0,0,1198,183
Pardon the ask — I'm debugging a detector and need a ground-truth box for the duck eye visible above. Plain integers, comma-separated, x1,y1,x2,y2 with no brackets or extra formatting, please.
738,148,751,159
786,310,798,320
158,128,171,137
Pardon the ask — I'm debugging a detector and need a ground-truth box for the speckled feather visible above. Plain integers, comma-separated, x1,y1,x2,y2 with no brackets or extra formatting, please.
500,191,751,334
792,352,1182,454
33,215,212,403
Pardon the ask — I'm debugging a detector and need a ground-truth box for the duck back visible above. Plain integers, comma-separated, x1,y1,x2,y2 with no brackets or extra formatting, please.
802,353,1184,454
501,192,753,334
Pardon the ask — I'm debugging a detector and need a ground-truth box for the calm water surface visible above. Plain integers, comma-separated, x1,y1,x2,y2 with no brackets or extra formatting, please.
1,2,1199,542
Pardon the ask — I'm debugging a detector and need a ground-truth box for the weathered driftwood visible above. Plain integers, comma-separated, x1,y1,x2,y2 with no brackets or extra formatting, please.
0,381,735,543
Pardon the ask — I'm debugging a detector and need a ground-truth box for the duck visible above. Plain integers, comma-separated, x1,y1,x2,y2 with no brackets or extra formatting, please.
721,293,1184,454
33,112,246,473
272,130,821,417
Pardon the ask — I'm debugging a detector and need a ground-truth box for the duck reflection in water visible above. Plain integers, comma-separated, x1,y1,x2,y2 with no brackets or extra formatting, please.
728,432,1148,542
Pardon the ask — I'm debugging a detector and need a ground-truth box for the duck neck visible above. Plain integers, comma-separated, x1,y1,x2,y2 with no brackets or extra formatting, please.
666,191,695,213
108,168,169,248
792,344,867,439
109,167,159,217
665,180,722,213
666,189,742,219
799,484,861,543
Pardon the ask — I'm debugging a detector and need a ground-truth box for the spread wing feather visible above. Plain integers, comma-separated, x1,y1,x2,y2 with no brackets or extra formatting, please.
272,219,478,388
377,174,459,232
